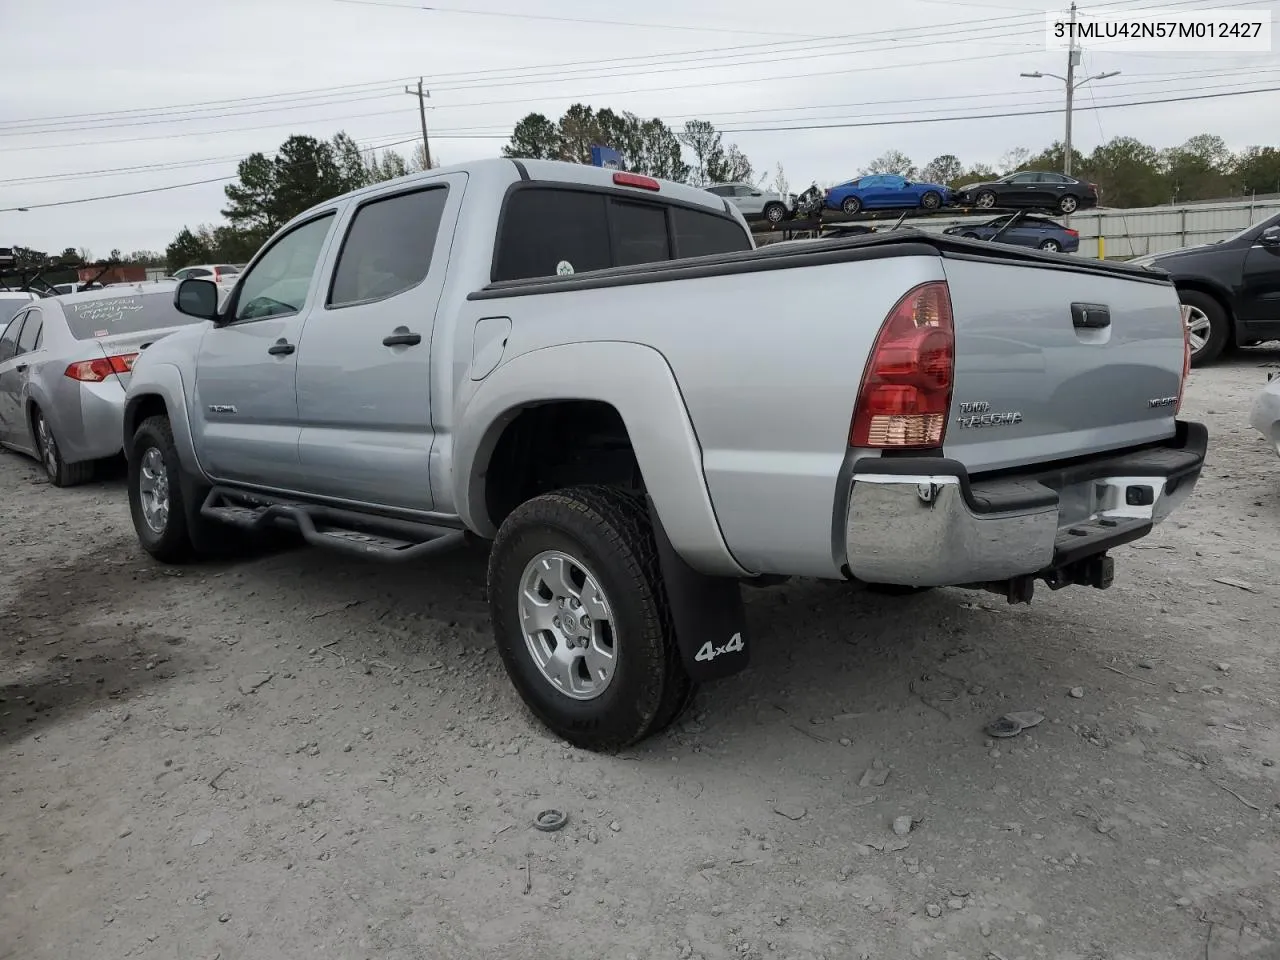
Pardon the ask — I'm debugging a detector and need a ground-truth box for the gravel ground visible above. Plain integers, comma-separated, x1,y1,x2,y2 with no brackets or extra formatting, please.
2,351,1278,960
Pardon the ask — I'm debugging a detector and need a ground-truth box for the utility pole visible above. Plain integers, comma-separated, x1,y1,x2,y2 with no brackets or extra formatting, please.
1020,4,1119,178
1063,2,1078,177
404,78,433,170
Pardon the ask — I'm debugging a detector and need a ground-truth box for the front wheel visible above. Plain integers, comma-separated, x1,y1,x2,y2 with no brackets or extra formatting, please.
975,191,997,209
128,415,197,563
488,485,695,751
1179,289,1229,367
841,196,862,215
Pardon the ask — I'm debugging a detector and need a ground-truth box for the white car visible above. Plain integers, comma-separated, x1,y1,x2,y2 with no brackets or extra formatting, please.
0,290,38,330
171,263,242,292
1250,370,1280,458
704,183,795,225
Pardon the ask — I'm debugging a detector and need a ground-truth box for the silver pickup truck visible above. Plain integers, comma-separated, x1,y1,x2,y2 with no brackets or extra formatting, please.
123,158,1207,750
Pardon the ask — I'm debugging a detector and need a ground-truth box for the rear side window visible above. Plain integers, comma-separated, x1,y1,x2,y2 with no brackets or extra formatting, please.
216,264,240,275
64,292,203,340
16,310,42,353
329,187,449,307
671,207,752,259
493,187,749,282
494,189,611,281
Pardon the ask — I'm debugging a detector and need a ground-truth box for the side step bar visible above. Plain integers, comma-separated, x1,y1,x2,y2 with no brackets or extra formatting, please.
200,487,468,562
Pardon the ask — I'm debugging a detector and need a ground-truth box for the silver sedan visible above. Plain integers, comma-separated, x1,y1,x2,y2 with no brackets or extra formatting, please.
0,283,202,486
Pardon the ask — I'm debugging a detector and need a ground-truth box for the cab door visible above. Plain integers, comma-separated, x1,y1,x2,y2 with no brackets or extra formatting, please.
293,174,465,513
192,212,339,488
0,310,30,446
1239,222,1280,324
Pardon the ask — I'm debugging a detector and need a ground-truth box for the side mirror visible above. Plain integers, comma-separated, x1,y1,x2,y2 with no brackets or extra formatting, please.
1260,226,1280,247
174,277,220,321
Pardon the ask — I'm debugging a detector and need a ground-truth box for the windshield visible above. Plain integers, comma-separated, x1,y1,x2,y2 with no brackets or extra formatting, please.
64,291,204,340
1220,212,1280,244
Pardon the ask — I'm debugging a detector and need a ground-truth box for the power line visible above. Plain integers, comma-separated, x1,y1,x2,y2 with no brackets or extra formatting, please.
325,0,818,37
7,83,1276,213
2,0,1253,137
13,66,1275,187
0,176,238,213
712,85,1280,133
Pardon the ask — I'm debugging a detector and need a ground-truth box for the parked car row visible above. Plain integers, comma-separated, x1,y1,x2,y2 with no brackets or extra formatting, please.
711,170,1101,223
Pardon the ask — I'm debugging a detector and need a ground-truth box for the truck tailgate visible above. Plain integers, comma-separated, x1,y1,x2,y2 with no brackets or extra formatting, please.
940,255,1185,473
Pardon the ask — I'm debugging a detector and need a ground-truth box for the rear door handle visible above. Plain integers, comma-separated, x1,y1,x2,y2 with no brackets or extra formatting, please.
267,339,295,356
1072,302,1111,329
382,328,422,347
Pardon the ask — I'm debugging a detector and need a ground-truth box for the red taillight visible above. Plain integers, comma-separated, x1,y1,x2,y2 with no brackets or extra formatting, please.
64,353,138,382
613,172,660,191
851,282,955,449
1065,228,1079,237
1176,305,1192,413
212,267,222,282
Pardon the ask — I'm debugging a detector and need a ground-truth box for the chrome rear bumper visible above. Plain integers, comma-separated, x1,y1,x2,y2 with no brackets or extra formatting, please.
843,422,1207,588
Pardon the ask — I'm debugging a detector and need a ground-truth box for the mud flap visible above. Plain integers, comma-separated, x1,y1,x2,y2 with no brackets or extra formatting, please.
647,496,749,682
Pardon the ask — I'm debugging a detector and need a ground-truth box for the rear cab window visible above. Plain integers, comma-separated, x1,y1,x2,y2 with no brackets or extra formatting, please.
64,292,204,340
492,185,751,283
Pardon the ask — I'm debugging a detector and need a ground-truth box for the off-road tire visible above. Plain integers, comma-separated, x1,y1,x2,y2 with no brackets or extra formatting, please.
488,485,695,751
31,408,94,488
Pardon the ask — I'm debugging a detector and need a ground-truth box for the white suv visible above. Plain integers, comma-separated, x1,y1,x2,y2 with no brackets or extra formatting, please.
704,183,794,225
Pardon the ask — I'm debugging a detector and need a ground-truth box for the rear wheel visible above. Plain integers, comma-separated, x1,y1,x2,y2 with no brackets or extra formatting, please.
488,485,695,751
1038,238,1062,252
1179,289,1229,367
32,408,94,487
841,196,862,215
763,202,786,224
1058,194,1080,214
921,190,943,210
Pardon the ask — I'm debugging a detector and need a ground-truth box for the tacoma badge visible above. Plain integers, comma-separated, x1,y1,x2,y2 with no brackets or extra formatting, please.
956,401,1022,429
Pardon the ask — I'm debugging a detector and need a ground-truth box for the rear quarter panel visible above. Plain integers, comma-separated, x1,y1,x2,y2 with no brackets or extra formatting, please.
464,251,946,577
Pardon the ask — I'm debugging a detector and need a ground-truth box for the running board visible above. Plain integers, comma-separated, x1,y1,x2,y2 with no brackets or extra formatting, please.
200,487,467,562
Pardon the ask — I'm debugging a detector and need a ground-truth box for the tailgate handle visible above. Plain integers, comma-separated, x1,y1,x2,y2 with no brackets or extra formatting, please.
1071,302,1111,329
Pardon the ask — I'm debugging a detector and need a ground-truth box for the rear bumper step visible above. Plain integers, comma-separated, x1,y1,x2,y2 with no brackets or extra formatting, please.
201,488,467,562
842,421,1206,590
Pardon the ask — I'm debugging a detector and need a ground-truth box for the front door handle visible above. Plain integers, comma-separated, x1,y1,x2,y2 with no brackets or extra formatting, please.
382,328,422,347
267,339,295,356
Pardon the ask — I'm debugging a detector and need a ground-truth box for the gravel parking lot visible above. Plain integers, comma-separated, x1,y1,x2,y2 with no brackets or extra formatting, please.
2,351,1278,960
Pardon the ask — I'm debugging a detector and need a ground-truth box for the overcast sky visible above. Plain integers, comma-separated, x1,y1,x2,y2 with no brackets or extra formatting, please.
3,0,1278,258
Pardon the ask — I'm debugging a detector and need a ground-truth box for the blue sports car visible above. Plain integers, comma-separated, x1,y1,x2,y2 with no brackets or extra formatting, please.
824,174,954,216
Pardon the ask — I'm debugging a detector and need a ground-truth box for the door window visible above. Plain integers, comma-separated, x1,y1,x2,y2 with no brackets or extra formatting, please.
0,312,26,362
16,309,42,354
329,187,449,308
233,214,335,322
